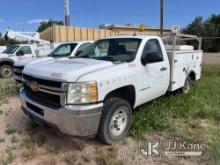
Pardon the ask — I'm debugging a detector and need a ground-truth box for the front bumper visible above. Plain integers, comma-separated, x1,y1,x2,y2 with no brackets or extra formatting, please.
20,89,103,137
12,74,22,84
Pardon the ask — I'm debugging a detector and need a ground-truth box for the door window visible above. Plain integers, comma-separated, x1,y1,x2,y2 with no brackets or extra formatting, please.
75,43,92,56
142,39,163,63
18,46,32,55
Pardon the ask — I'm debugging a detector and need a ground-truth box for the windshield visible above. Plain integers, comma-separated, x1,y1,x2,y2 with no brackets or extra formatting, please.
78,38,141,62
48,43,77,57
3,45,19,54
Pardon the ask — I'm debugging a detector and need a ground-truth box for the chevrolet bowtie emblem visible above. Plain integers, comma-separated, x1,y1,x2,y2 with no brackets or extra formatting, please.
29,81,39,92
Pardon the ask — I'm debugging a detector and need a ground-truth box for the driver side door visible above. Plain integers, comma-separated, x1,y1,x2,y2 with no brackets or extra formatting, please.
137,39,170,105
16,46,34,61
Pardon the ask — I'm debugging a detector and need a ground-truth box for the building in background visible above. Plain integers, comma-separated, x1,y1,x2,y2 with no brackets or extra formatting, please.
100,24,171,35
40,24,171,42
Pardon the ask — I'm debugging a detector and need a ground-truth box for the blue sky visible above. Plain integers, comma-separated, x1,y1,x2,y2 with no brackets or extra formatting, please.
0,0,219,32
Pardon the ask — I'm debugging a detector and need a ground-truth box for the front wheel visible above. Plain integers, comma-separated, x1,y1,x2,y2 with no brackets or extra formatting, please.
0,65,13,78
97,97,132,144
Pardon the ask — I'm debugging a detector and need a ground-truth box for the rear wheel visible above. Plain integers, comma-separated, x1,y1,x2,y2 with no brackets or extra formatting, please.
97,97,132,144
181,76,193,94
0,65,13,78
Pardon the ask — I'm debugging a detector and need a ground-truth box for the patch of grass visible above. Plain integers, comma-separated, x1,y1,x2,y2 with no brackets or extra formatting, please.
95,148,124,165
131,65,220,138
21,137,35,149
71,139,86,151
212,142,220,165
35,134,46,147
1,150,16,165
20,137,37,160
63,153,77,165
38,159,56,165
5,127,17,135
46,139,62,154
11,135,18,143
0,109,3,115
21,148,36,160
25,121,39,136
0,78,20,100
81,154,91,163
130,65,220,163
95,154,124,165
0,138,5,143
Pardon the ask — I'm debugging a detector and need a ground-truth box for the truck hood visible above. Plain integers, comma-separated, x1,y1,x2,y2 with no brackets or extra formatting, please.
15,57,54,67
23,58,114,82
0,53,11,58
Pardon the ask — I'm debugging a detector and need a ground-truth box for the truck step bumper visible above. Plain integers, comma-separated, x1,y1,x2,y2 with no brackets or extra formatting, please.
20,90,103,137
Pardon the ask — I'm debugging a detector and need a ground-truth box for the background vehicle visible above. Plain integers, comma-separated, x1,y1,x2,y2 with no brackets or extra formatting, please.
0,29,54,78
0,44,49,78
20,33,203,144
0,46,6,52
13,41,93,83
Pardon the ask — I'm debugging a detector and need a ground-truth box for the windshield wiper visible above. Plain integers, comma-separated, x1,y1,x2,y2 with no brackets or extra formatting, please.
91,57,127,63
91,56,116,61
73,55,126,63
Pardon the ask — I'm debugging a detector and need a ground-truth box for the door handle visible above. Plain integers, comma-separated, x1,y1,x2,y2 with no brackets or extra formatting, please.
160,67,167,71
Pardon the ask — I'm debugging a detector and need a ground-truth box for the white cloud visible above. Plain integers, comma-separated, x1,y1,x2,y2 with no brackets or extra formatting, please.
27,19,48,24
0,19,4,22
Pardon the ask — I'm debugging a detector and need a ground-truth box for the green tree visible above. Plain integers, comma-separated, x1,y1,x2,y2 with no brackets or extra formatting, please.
183,14,220,52
183,16,204,37
37,19,64,32
203,14,220,52
0,39,19,46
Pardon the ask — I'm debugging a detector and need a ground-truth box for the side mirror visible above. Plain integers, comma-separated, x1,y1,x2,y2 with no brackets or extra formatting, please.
141,52,162,65
16,51,24,56
75,50,83,56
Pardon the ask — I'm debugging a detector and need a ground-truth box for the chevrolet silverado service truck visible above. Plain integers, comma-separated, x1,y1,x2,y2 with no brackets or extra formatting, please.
20,33,203,144
0,44,52,78
13,41,92,84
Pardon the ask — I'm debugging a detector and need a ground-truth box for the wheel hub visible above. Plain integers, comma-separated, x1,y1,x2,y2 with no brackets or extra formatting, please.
2,68,11,77
110,108,128,136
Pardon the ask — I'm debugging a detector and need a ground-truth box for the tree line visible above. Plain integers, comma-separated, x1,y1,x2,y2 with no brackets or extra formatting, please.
183,14,220,52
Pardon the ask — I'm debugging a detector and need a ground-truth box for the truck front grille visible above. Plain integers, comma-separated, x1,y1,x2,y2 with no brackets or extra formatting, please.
23,74,62,88
22,74,67,108
24,84,62,107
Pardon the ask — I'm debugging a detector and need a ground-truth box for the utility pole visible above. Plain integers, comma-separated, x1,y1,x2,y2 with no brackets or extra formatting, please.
64,0,70,26
160,0,164,35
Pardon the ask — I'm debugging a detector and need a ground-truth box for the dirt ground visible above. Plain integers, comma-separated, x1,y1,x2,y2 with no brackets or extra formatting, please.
203,53,220,64
0,97,199,165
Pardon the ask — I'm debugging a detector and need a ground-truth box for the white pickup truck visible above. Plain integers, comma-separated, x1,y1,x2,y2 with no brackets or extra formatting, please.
20,33,203,144
13,41,92,83
0,44,51,78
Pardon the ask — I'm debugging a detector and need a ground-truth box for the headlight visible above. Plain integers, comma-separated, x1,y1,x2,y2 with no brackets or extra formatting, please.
67,81,98,104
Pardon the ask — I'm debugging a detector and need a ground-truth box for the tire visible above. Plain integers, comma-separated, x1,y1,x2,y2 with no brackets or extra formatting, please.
181,76,193,94
97,97,132,145
0,65,13,78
